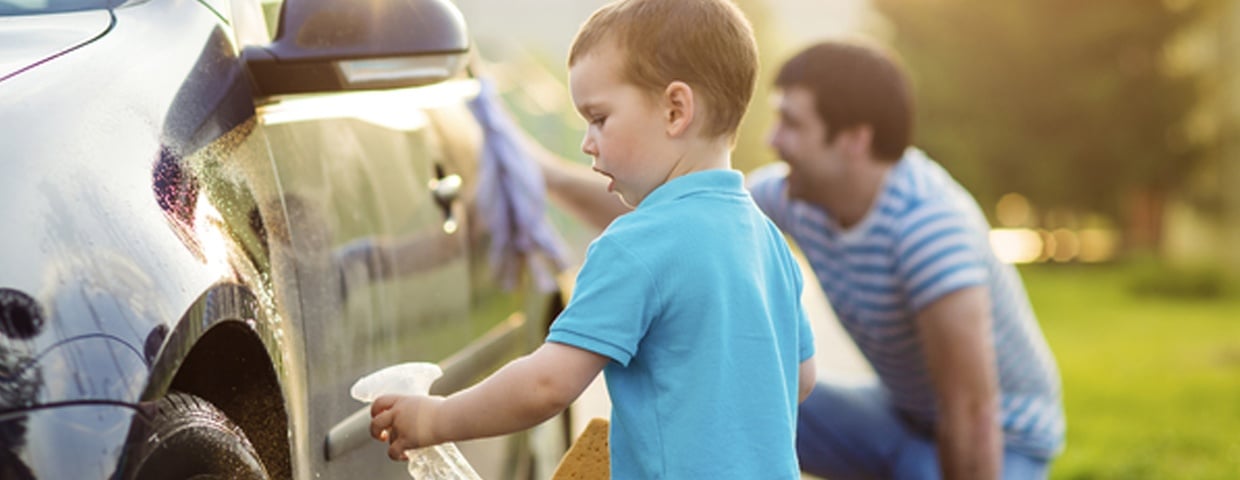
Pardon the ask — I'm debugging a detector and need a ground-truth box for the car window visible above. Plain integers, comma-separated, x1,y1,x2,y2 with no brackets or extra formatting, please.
0,0,112,15
258,0,279,41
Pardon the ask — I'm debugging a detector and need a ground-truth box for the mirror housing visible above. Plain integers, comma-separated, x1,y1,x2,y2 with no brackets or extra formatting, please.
242,0,469,97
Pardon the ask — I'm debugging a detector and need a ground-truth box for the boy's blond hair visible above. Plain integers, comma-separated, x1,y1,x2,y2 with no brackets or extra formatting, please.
568,0,758,140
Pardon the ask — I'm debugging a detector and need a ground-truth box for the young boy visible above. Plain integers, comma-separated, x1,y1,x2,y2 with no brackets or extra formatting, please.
369,1,816,477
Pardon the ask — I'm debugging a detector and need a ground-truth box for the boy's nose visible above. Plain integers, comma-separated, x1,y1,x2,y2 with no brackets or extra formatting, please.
580,134,598,157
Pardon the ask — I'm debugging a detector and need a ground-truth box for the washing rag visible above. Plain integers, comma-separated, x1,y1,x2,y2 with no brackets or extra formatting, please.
467,77,568,292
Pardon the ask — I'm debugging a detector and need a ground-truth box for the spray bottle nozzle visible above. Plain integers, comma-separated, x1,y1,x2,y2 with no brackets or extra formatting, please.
351,362,444,401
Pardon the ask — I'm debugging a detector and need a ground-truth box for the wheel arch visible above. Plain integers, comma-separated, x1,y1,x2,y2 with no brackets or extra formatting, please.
140,282,294,479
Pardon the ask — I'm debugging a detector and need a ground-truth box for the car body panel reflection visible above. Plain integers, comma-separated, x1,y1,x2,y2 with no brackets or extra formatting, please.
0,9,112,79
0,403,147,479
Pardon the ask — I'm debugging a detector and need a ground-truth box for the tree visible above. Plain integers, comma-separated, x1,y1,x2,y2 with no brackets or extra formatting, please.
871,0,1216,251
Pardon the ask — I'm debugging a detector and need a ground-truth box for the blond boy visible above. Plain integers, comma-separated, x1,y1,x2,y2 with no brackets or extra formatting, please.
369,1,816,477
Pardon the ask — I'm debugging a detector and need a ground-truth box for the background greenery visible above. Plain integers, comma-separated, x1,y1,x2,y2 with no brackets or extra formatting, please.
869,0,1222,252
1022,263,1240,479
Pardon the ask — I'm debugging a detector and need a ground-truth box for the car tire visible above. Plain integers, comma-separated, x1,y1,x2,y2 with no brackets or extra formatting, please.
127,392,269,480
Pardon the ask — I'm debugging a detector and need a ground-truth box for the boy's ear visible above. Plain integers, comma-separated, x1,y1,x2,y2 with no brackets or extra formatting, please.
663,81,694,137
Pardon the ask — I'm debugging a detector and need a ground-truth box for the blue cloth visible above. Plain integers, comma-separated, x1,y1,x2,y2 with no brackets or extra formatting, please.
797,380,1049,480
748,149,1064,460
547,170,814,479
467,78,566,292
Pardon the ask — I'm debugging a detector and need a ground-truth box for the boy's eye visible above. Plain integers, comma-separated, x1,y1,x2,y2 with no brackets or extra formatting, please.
590,115,607,126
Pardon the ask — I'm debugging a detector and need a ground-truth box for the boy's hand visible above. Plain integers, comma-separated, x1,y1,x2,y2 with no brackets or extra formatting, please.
369,394,446,460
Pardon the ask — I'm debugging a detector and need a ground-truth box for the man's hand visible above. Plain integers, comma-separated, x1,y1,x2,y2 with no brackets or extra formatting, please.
369,394,446,461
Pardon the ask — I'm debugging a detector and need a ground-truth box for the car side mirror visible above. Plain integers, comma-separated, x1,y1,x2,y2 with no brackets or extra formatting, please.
242,0,469,97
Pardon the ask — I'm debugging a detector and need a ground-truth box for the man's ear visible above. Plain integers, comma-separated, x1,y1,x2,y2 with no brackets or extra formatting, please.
836,125,875,158
663,81,695,137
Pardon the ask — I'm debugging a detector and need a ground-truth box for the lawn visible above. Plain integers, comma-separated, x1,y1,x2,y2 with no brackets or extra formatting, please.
1020,264,1240,479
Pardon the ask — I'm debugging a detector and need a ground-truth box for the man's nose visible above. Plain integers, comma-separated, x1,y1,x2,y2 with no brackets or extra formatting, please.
765,127,780,150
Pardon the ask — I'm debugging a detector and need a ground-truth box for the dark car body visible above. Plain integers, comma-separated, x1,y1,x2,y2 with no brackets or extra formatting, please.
0,0,565,478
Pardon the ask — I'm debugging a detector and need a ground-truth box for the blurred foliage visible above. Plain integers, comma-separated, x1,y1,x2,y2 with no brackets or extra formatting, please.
1022,263,1240,479
1126,254,1236,299
871,0,1220,234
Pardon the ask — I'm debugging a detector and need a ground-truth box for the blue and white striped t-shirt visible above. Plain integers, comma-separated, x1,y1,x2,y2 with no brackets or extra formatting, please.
749,149,1065,459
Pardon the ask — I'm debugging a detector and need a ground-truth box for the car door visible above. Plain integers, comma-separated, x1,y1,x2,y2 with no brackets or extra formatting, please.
235,0,549,477
257,88,474,477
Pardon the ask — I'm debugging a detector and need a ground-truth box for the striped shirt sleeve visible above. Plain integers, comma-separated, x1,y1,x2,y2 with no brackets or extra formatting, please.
893,201,989,311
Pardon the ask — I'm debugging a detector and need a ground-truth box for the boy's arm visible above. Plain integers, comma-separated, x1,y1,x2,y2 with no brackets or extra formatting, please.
371,342,609,459
915,286,1002,479
515,129,630,230
798,357,816,403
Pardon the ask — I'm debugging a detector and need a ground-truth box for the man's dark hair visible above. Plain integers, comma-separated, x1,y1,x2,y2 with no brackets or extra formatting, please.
775,41,913,161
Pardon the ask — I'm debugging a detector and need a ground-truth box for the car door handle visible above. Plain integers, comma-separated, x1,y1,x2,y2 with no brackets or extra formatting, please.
429,174,461,233
430,174,461,206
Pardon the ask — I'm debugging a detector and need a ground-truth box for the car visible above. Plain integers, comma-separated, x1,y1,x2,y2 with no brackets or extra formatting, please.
0,0,570,478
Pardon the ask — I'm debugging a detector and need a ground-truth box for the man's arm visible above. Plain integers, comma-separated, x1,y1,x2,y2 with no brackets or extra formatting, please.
515,129,630,230
915,285,1002,479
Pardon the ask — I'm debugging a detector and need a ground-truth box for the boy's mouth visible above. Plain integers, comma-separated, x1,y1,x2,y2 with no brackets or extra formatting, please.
592,167,615,193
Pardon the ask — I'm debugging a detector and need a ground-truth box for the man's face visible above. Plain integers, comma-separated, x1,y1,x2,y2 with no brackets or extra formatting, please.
767,87,843,200
569,43,671,208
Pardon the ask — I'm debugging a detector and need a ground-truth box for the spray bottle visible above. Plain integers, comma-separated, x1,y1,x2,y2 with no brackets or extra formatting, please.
351,362,483,480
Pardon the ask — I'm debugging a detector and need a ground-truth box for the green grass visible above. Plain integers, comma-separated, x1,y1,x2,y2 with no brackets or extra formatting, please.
1020,264,1240,479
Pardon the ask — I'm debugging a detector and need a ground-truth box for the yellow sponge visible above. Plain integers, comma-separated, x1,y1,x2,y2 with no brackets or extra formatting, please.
551,417,610,480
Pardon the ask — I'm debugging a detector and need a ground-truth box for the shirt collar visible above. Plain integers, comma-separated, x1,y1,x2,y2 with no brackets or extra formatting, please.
637,169,746,210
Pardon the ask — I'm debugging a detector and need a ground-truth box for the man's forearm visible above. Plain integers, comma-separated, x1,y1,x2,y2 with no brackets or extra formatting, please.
541,158,629,230
936,402,1001,479
521,134,629,230
915,287,1002,479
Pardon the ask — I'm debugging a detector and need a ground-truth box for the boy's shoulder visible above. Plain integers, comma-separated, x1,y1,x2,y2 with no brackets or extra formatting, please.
600,203,684,241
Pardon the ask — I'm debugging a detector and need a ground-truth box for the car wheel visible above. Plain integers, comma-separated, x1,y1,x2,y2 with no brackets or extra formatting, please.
127,392,269,480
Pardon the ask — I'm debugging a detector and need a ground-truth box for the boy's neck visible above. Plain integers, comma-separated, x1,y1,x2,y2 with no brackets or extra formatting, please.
663,136,733,181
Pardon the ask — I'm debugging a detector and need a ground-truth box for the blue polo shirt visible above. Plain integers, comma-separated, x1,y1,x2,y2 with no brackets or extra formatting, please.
547,169,814,479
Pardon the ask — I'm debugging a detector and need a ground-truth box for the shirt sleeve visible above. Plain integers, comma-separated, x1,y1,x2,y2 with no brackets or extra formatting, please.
546,236,660,366
746,164,793,231
798,298,818,362
794,265,815,363
893,201,989,312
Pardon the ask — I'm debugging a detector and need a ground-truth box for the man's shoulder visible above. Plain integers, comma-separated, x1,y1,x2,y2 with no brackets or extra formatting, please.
888,149,965,200
746,163,789,189
743,163,791,226
885,151,979,223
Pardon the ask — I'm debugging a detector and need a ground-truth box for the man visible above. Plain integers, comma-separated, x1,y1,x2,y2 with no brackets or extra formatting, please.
534,40,1064,479
750,41,1063,479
